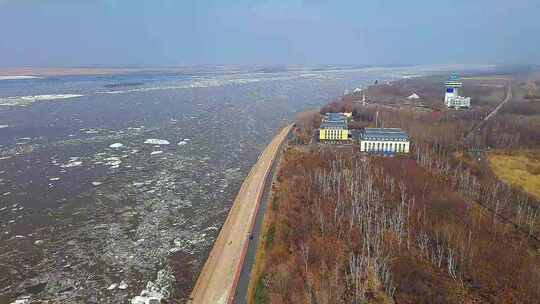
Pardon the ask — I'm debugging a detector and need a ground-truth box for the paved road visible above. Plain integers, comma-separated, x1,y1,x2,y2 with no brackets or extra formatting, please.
233,129,291,304
188,125,293,304
484,79,512,121
464,79,512,144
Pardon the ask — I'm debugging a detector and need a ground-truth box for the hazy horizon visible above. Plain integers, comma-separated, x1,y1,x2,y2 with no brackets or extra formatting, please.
0,0,539,67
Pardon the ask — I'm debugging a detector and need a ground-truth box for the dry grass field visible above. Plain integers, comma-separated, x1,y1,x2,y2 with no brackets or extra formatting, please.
488,151,540,199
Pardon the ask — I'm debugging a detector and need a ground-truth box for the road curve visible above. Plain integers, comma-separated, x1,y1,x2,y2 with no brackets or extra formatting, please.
188,124,293,304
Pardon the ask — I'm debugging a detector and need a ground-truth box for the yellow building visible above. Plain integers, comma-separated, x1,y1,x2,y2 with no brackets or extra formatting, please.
319,113,349,142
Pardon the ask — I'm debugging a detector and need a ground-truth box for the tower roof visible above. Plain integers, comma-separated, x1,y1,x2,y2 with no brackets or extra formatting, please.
446,74,463,87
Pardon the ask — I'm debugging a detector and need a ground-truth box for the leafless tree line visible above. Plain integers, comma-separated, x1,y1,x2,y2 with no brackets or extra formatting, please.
413,142,540,239
297,154,468,303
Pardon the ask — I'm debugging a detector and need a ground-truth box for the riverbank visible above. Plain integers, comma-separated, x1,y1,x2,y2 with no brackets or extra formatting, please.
188,124,293,304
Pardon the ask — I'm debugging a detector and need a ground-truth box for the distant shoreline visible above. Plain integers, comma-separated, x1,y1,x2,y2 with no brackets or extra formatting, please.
0,67,188,77
0,64,500,77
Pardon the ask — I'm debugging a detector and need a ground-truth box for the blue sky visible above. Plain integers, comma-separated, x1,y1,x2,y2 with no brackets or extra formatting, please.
0,0,538,66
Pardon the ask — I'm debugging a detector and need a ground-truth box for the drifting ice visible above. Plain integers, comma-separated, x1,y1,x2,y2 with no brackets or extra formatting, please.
109,143,124,148
144,139,170,145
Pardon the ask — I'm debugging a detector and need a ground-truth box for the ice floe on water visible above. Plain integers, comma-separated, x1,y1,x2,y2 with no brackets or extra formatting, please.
0,75,40,80
131,267,173,304
109,143,124,149
81,128,100,134
144,139,170,145
104,157,122,167
177,138,191,146
49,177,60,181
0,125,9,128
118,281,128,290
9,295,31,304
91,181,102,186
61,160,83,168
150,151,163,155
0,94,84,106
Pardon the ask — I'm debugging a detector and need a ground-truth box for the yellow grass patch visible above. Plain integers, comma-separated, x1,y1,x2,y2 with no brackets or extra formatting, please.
488,151,540,199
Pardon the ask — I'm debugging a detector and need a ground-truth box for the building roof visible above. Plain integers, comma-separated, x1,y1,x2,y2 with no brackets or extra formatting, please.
407,93,420,99
321,112,348,129
321,120,347,129
324,112,346,122
358,128,409,141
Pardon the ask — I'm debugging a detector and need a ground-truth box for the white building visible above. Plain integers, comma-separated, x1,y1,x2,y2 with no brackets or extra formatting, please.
445,76,471,108
407,92,420,100
357,128,410,154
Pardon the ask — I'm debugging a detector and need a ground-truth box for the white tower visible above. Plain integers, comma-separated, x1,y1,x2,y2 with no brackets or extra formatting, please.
444,75,470,108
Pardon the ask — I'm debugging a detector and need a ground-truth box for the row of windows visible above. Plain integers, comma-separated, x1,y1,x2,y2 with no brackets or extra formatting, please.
363,137,408,141
324,130,345,140
363,141,408,152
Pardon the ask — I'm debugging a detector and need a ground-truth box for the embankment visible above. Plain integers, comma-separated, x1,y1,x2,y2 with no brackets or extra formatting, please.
188,124,293,304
